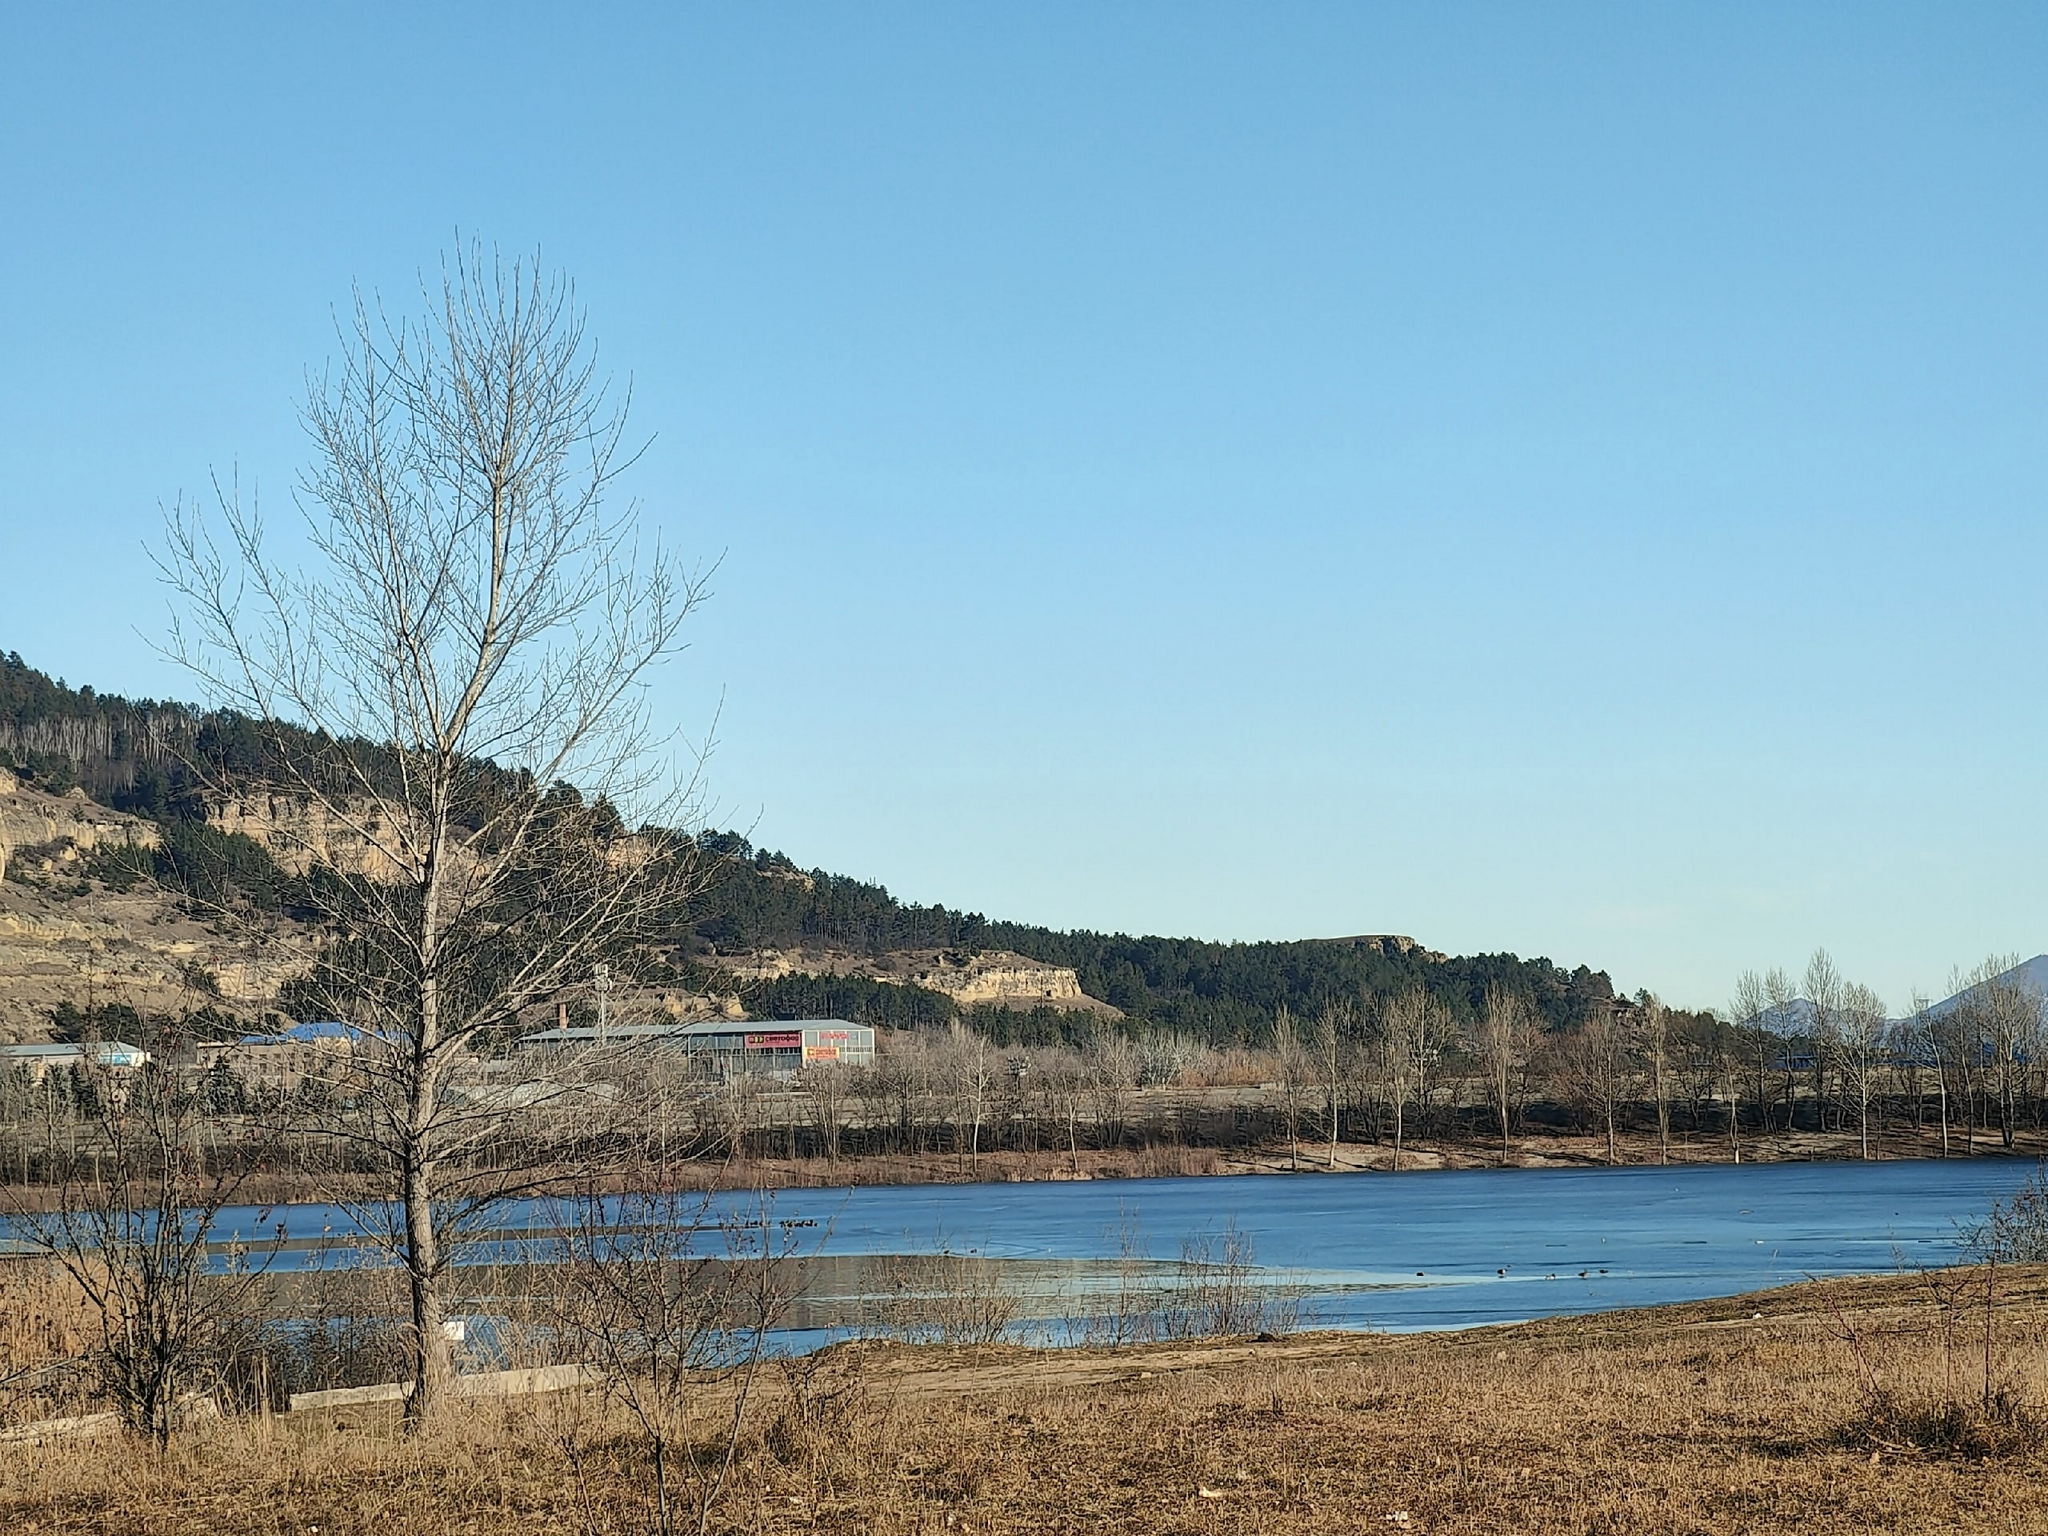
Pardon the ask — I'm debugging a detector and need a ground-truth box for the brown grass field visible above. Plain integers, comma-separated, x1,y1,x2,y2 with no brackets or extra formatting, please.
8,1269,2048,1534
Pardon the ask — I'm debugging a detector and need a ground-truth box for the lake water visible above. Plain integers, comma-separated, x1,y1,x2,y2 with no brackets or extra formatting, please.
216,1156,2041,1334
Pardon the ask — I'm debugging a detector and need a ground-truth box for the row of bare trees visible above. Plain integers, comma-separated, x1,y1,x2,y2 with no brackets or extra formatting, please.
1726,950,2048,1160
748,958,2048,1171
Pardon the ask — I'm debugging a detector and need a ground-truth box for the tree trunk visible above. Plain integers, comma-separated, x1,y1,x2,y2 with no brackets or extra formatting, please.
405,857,453,1424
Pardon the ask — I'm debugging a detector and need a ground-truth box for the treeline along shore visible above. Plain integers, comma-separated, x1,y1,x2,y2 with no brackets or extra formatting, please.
5,988,2044,1202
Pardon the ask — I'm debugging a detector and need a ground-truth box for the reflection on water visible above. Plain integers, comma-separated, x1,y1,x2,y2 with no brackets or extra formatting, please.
208,1157,2037,1336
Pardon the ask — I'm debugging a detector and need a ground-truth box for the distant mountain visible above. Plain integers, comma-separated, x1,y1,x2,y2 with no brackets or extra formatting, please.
1919,955,2048,1020
1748,957,2048,1035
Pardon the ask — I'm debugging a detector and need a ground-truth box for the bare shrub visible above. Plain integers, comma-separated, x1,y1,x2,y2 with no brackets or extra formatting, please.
5,1059,282,1444
1967,1160,2048,1263
1158,1221,1301,1339
1828,1263,2043,1457
547,1180,798,1536
864,1250,1022,1346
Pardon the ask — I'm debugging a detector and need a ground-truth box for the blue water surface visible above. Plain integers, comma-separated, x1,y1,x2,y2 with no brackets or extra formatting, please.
205,1157,2042,1333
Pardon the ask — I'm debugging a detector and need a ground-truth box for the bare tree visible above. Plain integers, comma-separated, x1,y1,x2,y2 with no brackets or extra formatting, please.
1032,1046,1087,1176
1952,956,2040,1152
944,1024,999,1171
1837,981,1888,1160
1311,1000,1355,1170
1636,993,1672,1165
1561,1006,1633,1165
1728,969,1772,1144
1711,1009,1746,1163
1473,985,1538,1167
1804,948,1845,1133
1084,1033,1138,1150
1270,1006,1311,1170
796,1061,852,1166
159,246,712,1420
8,1055,282,1445
1765,967,1799,1132
550,1177,796,1536
1376,990,1445,1171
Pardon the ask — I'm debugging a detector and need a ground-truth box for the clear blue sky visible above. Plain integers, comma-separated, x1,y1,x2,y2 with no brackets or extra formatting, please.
3,4,2044,1011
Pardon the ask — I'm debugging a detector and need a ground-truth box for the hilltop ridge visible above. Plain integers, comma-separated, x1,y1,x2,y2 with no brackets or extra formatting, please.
0,649,1623,1044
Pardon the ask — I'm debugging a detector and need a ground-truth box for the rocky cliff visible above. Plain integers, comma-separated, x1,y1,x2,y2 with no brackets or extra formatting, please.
0,773,314,1037
0,883,314,1039
207,791,405,881
0,770,159,883
713,945,1120,1016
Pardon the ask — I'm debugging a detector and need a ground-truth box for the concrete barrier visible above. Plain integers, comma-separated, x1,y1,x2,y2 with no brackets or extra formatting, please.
288,1362,599,1414
0,1410,119,1444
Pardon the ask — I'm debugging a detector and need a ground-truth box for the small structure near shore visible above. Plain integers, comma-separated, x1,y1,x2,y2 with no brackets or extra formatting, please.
514,1018,874,1076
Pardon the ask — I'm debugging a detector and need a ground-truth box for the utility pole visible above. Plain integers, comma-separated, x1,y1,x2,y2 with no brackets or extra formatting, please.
594,963,611,1045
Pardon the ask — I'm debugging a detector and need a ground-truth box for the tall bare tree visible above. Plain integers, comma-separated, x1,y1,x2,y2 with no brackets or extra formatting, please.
1636,992,1672,1164
1803,948,1845,1133
1561,1005,1634,1165
946,1023,998,1170
1270,1006,1311,1171
1765,967,1799,1132
1312,999,1355,1170
1376,990,1445,1171
1837,980,1888,1160
1473,984,1538,1167
1952,956,2041,1152
1728,969,1772,1144
159,247,711,1420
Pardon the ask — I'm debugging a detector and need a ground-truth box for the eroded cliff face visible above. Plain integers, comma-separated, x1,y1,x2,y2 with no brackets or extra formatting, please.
0,884,314,1039
207,792,406,881
0,771,159,882
713,946,1120,1016
0,774,315,1037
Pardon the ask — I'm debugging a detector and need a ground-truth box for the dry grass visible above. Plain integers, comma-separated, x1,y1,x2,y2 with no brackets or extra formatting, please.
7,1270,2048,1533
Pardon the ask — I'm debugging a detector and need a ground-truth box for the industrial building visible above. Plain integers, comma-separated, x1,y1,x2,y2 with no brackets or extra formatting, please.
514,1018,874,1076
0,1040,150,1083
193,1021,374,1094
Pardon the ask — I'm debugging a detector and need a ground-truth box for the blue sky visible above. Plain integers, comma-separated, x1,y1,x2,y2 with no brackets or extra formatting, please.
3,4,2044,1010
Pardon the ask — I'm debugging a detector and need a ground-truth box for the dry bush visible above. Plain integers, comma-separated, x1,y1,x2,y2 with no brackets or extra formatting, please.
0,1257,95,1424
1969,1159,2048,1263
862,1251,1023,1346
1156,1222,1302,1340
1829,1262,2046,1457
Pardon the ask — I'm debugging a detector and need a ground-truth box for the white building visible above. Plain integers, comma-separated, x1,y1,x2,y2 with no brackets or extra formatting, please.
0,1040,150,1084
514,1018,875,1075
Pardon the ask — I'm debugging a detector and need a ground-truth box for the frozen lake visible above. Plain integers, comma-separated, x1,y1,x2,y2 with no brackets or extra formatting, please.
215,1155,2040,1333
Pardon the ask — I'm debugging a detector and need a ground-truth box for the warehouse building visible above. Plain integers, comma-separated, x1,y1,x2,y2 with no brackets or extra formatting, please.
193,1021,374,1094
0,1040,150,1084
514,1018,874,1076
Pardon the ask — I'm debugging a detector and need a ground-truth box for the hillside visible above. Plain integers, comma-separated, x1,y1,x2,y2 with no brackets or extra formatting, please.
0,650,1623,1044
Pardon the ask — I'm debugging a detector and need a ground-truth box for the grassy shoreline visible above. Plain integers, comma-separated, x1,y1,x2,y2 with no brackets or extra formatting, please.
7,1269,2048,1533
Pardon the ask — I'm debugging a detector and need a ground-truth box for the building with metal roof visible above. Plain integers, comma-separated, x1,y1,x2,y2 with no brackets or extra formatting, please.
514,1018,874,1075
0,1041,150,1082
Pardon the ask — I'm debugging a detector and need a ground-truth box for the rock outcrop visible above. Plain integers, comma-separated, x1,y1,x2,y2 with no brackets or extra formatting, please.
0,884,314,1038
207,792,405,880
0,772,159,882
712,946,1120,1016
